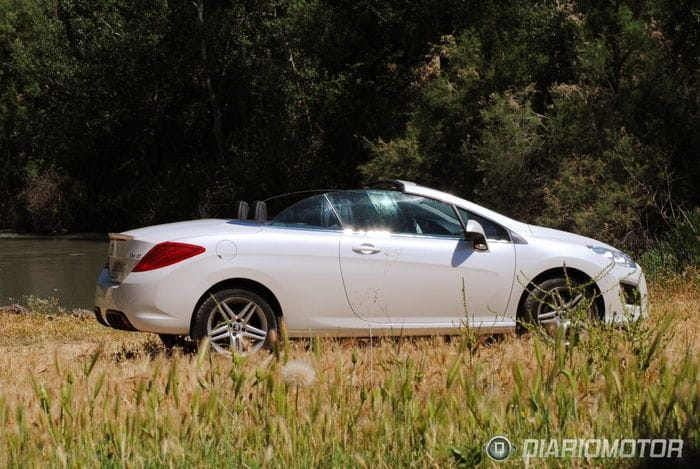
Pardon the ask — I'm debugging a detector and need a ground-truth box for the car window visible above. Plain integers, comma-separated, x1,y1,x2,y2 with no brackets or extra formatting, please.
270,194,341,230
457,208,510,241
328,190,464,237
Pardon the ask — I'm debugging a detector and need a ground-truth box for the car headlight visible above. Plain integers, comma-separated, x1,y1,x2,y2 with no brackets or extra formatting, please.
587,246,636,268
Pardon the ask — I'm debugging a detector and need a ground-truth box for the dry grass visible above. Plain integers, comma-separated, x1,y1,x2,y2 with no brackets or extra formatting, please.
0,275,697,467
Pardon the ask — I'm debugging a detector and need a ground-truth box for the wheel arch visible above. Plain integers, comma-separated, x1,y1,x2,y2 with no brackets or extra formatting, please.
190,278,284,335
515,266,605,320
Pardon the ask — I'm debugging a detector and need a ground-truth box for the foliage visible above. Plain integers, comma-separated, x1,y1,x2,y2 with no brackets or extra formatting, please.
361,0,698,255
640,208,700,279
24,295,62,316
0,0,697,263
0,279,698,466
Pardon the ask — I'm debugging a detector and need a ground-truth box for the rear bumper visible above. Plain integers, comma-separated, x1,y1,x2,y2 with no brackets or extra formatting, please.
94,268,191,334
94,307,138,331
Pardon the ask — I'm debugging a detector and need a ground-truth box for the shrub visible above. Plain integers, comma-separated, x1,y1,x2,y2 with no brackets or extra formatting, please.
640,208,700,279
21,168,66,233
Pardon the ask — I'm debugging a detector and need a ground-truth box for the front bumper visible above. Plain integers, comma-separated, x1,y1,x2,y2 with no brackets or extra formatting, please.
599,266,649,324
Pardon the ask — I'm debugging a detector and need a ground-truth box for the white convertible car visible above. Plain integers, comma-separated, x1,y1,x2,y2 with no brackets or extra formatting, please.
95,180,647,353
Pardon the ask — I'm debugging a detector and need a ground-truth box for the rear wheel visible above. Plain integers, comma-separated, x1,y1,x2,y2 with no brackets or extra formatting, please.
158,334,189,349
191,288,277,354
521,277,600,333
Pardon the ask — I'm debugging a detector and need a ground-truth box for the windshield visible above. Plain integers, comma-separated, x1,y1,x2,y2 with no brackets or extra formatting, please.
327,190,464,235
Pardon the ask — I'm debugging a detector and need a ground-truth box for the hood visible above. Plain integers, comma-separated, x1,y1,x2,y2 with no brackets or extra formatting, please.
528,224,616,250
123,219,263,243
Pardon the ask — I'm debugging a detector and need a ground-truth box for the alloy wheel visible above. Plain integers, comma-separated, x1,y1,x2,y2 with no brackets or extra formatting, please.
534,285,598,334
206,297,269,354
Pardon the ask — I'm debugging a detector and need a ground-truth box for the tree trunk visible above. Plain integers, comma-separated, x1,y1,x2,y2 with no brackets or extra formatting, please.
194,0,225,162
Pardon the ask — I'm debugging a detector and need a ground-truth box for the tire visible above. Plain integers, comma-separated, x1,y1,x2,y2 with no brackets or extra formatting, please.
191,288,278,354
158,334,189,349
521,277,599,330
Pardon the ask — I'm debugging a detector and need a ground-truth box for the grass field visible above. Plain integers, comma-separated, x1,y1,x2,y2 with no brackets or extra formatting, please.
0,273,698,467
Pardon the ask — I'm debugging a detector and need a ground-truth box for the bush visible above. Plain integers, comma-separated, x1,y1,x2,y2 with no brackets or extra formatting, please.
639,208,700,279
24,295,64,315
21,168,67,233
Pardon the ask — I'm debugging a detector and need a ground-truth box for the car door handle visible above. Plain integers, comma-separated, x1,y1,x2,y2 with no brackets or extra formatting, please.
352,243,381,255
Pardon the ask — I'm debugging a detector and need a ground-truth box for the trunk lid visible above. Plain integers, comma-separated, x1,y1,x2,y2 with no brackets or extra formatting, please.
107,233,154,283
107,219,263,282
123,218,262,243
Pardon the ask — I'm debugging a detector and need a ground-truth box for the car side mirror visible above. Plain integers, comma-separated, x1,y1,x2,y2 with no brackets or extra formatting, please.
464,219,488,251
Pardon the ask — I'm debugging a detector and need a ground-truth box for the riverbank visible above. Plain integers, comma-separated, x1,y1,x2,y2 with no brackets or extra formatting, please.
0,277,698,466
0,230,107,241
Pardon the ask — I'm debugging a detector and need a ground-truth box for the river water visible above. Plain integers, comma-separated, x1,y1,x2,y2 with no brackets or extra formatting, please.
0,237,108,309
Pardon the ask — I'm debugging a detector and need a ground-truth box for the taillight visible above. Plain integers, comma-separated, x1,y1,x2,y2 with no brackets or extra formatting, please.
132,242,205,272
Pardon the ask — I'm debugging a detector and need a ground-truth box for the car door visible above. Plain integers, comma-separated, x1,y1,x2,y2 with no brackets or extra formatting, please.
330,190,516,326
254,194,353,331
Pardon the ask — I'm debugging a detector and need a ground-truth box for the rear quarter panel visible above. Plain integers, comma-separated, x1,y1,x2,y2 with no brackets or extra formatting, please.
167,228,354,333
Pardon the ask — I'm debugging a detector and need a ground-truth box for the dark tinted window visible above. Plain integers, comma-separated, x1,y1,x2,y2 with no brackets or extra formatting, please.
270,194,341,230
457,208,510,241
328,190,464,237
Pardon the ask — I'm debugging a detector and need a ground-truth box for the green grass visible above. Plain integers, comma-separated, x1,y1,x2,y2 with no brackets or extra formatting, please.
0,275,697,467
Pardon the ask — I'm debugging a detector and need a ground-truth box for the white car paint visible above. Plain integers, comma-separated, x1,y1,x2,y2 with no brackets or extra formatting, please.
339,231,516,325
95,181,648,338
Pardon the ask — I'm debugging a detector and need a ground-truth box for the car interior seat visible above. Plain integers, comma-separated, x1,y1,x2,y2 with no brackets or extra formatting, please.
251,201,268,222
233,200,249,220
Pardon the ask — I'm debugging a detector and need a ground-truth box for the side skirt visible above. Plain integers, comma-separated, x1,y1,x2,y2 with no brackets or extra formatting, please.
287,320,517,338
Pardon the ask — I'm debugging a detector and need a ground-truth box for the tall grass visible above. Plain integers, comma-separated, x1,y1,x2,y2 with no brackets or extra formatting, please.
0,278,697,467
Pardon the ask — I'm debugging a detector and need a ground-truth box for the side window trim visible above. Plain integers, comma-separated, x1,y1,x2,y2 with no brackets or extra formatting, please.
457,207,512,243
387,232,464,241
266,223,344,233
452,203,467,233
324,193,345,230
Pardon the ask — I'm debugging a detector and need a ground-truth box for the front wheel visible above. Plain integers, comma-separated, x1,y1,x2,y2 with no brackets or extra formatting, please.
521,277,600,333
191,288,278,354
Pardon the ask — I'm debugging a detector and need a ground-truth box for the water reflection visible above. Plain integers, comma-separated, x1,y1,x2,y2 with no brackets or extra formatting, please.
0,238,108,308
